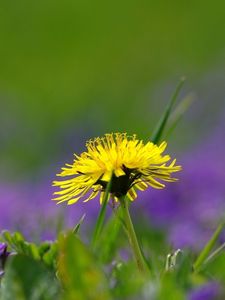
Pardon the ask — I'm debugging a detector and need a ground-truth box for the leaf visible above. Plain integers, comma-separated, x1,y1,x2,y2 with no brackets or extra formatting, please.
151,77,186,144
1,255,61,300
1,230,58,269
158,272,186,300
38,242,51,257
41,242,58,269
1,231,40,260
174,251,193,289
58,232,111,300
1,230,15,245
111,261,147,299
96,210,122,263
202,251,225,283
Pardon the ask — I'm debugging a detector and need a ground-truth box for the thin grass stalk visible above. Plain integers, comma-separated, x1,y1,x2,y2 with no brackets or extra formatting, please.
119,196,148,274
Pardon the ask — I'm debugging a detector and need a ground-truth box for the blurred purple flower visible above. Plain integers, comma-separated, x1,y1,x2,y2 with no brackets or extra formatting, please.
0,243,9,259
0,243,10,276
0,177,100,241
188,282,221,300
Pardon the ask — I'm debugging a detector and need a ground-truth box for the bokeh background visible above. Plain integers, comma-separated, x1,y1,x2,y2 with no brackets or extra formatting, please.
0,1,225,246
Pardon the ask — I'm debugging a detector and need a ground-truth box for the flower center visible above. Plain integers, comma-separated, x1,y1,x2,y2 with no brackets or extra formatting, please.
96,166,141,197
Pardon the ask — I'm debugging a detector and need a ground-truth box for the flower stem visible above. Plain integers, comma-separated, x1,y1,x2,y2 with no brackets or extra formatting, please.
91,176,112,249
120,196,148,274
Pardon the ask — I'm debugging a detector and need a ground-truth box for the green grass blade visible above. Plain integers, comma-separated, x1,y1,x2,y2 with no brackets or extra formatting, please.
151,77,186,144
193,221,225,272
91,176,113,248
165,93,195,139
72,213,86,235
203,242,225,266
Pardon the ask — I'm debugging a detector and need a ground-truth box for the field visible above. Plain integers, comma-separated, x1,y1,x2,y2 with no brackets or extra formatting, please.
0,1,225,299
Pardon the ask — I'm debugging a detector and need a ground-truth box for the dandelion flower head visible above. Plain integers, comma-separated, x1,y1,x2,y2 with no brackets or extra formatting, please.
53,133,181,205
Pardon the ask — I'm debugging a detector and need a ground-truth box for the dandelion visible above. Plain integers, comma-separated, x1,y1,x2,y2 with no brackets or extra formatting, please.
53,132,181,273
53,133,181,205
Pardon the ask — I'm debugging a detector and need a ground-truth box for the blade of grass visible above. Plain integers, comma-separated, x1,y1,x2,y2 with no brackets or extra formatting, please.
151,77,186,144
193,221,225,272
72,214,86,235
91,176,113,249
203,242,225,266
165,93,195,139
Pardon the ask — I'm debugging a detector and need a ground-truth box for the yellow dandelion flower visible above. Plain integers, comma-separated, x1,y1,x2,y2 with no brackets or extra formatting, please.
52,133,181,205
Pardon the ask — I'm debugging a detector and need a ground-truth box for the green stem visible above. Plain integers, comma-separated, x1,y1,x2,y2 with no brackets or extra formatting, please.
120,196,148,273
91,176,112,249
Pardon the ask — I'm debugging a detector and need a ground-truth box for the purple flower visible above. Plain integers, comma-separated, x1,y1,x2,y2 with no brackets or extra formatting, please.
0,243,8,256
0,243,10,275
0,178,100,241
188,282,221,300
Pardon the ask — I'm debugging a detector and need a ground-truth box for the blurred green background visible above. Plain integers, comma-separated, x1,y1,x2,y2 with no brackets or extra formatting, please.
1,0,225,179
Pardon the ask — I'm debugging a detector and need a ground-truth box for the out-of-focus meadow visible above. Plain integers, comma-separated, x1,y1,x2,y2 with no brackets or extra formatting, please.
1,1,225,244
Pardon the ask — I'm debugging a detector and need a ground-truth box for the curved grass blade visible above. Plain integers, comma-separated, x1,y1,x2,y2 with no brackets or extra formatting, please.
72,214,86,235
151,77,186,144
203,242,225,266
165,93,195,139
91,176,113,248
193,221,225,272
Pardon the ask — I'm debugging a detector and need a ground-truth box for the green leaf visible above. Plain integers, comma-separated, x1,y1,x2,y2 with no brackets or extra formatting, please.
202,251,225,283
41,242,58,268
1,231,41,260
1,230,58,269
1,230,15,245
38,242,51,258
58,232,111,300
12,232,24,243
151,77,186,144
1,255,61,300
96,210,122,263
158,272,186,300
111,261,147,299
174,251,192,289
